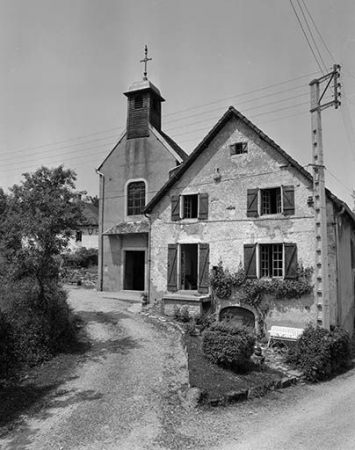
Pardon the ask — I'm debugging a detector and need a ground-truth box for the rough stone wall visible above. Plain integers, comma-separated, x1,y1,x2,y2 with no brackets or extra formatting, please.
149,116,319,329
334,211,355,335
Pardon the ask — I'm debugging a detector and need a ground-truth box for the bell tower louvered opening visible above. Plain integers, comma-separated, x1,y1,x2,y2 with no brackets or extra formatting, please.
124,80,165,140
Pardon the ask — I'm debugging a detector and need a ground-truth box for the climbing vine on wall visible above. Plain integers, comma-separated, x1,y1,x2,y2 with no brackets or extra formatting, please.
210,262,313,307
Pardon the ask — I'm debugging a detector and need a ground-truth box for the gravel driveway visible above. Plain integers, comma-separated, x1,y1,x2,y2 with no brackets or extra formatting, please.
1,287,355,449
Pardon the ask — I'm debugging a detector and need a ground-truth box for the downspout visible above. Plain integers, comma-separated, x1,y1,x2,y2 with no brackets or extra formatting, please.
144,211,152,304
335,206,346,326
96,169,105,291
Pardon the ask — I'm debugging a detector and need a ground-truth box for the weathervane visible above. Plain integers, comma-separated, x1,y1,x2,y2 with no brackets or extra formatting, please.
140,45,152,80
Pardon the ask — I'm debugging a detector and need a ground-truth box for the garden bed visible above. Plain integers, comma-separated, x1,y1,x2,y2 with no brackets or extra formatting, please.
184,333,284,403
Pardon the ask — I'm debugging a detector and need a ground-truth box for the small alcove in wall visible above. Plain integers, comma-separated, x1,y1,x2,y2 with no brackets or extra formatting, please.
219,306,255,329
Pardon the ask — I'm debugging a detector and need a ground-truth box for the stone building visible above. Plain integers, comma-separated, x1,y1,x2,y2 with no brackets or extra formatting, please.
144,106,355,336
96,77,187,293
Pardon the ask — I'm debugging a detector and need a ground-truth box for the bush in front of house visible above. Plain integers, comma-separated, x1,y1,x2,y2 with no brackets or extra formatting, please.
202,322,256,371
287,323,351,382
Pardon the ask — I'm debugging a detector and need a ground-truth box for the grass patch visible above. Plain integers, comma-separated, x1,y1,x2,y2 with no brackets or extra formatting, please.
184,333,283,402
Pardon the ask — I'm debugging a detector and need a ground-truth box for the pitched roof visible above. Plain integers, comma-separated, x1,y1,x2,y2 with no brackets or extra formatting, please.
144,106,355,225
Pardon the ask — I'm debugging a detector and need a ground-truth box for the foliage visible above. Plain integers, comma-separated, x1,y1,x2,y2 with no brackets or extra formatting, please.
0,309,14,378
0,278,77,368
0,166,84,284
202,322,256,371
195,311,217,332
0,166,83,375
173,304,191,323
63,247,98,268
287,324,351,382
210,262,313,307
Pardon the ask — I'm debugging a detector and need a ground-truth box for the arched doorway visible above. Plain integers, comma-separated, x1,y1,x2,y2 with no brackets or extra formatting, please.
219,306,255,329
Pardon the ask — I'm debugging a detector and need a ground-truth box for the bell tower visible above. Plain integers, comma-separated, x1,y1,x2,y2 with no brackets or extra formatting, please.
124,46,165,140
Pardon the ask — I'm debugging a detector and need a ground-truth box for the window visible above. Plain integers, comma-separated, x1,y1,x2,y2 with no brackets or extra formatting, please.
261,188,281,215
183,195,198,218
75,231,82,242
244,243,297,279
230,142,248,156
247,185,295,217
134,95,143,109
127,181,146,215
171,193,209,221
260,244,283,277
167,243,210,293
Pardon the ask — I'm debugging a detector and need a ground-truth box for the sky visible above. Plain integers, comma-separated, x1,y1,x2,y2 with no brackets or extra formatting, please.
0,0,355,206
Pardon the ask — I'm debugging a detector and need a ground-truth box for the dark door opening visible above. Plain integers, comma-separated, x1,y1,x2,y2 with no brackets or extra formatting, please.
181,244,198,290
124,251,145,291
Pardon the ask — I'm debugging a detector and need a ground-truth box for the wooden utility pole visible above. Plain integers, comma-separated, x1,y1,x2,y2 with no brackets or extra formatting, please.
310,65,341,330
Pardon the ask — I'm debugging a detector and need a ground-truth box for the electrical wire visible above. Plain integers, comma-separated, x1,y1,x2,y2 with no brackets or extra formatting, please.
300,0,335,64
289,0,325,73
296,0,328,72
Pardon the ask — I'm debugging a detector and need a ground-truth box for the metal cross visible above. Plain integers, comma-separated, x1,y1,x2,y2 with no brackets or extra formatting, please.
140,45,152,80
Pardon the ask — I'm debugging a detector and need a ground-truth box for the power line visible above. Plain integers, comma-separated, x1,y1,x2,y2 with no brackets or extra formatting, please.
300,0,335,64
289,0,325,73
296,0,328,72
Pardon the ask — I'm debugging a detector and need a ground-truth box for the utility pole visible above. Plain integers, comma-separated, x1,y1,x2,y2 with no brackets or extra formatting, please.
310,64,341,330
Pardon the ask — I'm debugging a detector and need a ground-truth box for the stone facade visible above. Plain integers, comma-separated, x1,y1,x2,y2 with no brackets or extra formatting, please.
145,107,355,336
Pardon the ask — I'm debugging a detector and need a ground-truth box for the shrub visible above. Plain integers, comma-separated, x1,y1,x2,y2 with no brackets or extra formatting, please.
202,322,256,371
0,309,14,378
1,277,77,368
195,311,217,332
173,305,191,323
287,324,351,382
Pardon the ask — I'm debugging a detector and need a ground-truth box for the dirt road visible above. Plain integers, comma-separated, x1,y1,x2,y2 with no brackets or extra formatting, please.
1,287,355,449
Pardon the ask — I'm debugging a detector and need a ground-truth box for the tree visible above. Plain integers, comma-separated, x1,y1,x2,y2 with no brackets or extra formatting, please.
0,166,84,298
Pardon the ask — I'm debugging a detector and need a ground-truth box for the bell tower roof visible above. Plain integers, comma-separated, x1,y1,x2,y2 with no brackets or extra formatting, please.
124,79,165,102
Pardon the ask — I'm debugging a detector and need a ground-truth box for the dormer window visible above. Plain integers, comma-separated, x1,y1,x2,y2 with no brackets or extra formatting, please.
134,95,143,109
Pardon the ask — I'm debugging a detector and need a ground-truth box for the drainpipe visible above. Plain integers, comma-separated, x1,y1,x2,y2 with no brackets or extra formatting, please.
144,211,152,304
96,169,105,291
334,206,346,327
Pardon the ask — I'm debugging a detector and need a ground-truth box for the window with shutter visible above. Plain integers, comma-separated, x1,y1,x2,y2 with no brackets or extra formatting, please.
167,244,178,291
282,185,295,216
198,243,210,293
244,244,257,278
284,243,298,279
247,189,259,217
171,196,180,221
198,193,209,220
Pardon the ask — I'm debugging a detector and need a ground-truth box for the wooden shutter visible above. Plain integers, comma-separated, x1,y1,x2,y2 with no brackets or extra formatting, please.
283,185,295,216
198,193,209,220
167,244,178,291
198,243,210,293
171,195,180,221
244,244,257,278
284,243,297,279
247,189,259,217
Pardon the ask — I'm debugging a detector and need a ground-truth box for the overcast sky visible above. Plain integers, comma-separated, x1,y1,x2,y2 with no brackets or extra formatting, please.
0,0,355,206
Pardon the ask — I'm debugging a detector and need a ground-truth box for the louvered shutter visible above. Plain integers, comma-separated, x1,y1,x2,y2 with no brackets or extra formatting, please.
167,244,178,291
198,243,210,293
247,189,259,217
244,244,257,278
283,186,295,216
284,243,297,279
171,195,180,221
198,193,209,220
